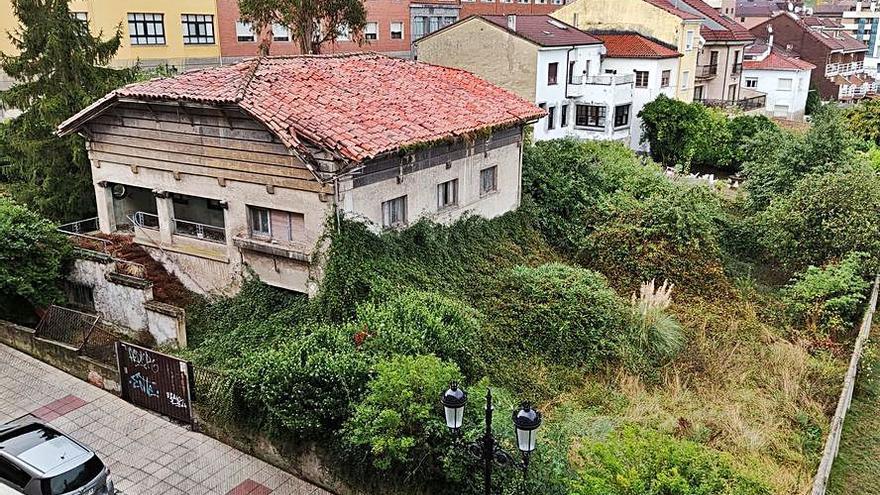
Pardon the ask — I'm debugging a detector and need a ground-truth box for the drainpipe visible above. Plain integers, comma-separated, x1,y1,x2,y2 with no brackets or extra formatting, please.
722,46,731,100
565,47,576,99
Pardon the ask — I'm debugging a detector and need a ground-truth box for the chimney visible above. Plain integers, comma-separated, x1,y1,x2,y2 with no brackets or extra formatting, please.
768,25,774,47
507,14,517,31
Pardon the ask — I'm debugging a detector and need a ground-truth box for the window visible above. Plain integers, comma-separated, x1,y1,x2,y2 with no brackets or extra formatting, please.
568,60,576,83
745,77,758,88
614,104,630,128
634,70,649,88
0,458,29,490
337,24,350,41
181,14,215,44
777,78,793,91
437,179,459,209
661,70,671,87
391,21,404,39
519,0,530,3
383,196,407,227
128,13,165,45
561,103,569,127
575,104,606,128
681,70,690,89
573,13,580,28
44,455,104,495
773,104,790,117
547,62,558,85
694,85,704,101
365,22,379,40
272,23,290,41
685,30,694,51
547,106,556,130
728,83,737,100
480,167,498,195
236,21,255,42
72,11,88,23
250,207,271,237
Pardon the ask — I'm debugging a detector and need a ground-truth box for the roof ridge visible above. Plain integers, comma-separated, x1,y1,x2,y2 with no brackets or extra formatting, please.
235,57,263,103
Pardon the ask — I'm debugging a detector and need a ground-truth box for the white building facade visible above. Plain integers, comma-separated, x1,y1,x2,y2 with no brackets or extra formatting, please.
742,45,814,120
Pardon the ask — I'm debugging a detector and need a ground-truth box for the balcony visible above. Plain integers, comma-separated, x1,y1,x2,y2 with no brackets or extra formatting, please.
731,62,743,75
697,92,766,112
567,74,634,103
826,60,865,77
173,218,225,243
695,64,718,81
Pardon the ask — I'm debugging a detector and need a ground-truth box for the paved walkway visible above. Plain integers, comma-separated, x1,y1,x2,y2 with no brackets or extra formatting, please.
0,344,330,495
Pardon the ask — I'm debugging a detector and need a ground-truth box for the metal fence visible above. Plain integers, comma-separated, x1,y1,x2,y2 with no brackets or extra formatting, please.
811,275,880,495
35,305,100,350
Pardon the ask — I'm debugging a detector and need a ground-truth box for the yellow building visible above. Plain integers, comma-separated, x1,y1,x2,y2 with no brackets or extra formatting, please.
552,0,702,102
1,0,221,73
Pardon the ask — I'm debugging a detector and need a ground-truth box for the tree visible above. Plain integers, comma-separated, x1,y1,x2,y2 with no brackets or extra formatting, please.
639,95,706,168
0,197,72,318
238,0,367,55
846,98,880,145
0,0,135,221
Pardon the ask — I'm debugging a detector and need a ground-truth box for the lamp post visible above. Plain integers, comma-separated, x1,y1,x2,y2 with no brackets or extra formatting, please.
441,382,542,495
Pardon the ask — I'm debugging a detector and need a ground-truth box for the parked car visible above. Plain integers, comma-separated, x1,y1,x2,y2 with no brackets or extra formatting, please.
0,421,114,495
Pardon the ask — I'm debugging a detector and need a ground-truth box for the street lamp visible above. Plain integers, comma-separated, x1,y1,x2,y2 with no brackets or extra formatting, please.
440,383,541,495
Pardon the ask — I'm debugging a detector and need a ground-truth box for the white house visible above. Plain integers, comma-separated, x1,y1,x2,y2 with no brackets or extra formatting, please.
592,32,683,149
414,14,636,145
742,42,815,120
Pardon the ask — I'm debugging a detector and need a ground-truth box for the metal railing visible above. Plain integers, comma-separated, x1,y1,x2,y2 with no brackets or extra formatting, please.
811,276,880,495
132,211,160,230
696,64,718,80
174,218,226,243
57,217,99,235
826,60,865,76
699,94,766,111
568,73,635,86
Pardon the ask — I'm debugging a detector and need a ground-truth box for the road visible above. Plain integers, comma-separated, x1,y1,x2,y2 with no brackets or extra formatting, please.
0,344,330,495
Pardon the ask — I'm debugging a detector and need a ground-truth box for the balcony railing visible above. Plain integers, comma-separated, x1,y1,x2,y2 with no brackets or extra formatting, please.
826,60,865,76
731,62,743,75
698,94,767,111
132,211,159,230
57,217,99,235
568,73,635,86
174,218,226,243
695,64,718,80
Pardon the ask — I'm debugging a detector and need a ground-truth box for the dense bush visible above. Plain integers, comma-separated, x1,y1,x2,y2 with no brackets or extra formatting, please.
758,164,880,270
639,95,778,171
343,355,460,471
482,263,630,369
570,426,772,495
232,324,370,438
355,290,482,378
846,98,880,145
0,197,72,318
783,252,870,337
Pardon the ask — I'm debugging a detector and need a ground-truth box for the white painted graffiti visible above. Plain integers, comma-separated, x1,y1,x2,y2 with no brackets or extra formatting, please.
129,372,159,398
126,347,160,373
166,391,187,409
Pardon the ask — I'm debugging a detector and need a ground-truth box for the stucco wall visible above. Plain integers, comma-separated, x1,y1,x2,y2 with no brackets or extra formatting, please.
742,67,811,120
68,258,152,332
341,140,522,229
415,17,539,101
696,43,748,101
552,0,700,102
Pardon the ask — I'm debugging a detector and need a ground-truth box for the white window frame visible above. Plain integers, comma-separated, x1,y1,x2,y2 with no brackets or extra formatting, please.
272,23,290,42
685,30,695,51
250,207,271,237
182,14,215,45
634,70,649,88
390,21,404,39
437,179,459,210
236,21,255,42
661,70,671,87
128,13,166,45
337,24,351,41
745,77,758,88
777,77,793,91
365,21,379,40
681,70,690,89
382,196,407,228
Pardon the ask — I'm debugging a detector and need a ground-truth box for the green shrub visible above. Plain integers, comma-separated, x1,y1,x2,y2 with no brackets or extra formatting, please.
639,94,708,168
344,354,460,471
483,263,629,369
354,290,482,378
570,426,772,495
233,324,370,438
0,197,72,318
846,98,880,145
628,280,684,368
758,165,880,270
783,252,870,337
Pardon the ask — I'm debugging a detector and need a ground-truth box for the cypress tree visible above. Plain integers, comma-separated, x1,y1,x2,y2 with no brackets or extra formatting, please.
0,0,135,221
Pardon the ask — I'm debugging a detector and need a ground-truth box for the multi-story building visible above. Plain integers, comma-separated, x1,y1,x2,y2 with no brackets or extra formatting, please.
415,15,635,144
813,0,880,72
742,41,814,119
57,53,543,295
594,33,683,148
750,12,872,99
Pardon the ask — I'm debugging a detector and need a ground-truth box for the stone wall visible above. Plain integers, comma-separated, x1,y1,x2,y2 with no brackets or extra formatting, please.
69,255,153,332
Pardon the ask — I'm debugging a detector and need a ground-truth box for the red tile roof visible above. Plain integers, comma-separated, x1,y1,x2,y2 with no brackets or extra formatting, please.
480,15,602,46
59,54,545,165
676,0,757,42
592,33,682,59
753,12,867,53
643,0,703,20
743,49,816,71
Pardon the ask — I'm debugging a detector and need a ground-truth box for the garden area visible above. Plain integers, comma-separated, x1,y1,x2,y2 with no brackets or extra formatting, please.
170,102,880,495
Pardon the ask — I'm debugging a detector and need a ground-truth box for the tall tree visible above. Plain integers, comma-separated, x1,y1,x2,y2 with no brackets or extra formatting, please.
0,0,136,221
238,0,367,56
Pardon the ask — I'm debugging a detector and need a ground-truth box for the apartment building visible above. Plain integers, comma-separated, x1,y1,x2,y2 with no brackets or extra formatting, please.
57,54,543,295
751,12,872,99
813,0,880,71
415,15,635,144
742,41,814,119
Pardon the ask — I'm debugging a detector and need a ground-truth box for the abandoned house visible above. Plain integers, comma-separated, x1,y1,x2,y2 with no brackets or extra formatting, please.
58,53,544,295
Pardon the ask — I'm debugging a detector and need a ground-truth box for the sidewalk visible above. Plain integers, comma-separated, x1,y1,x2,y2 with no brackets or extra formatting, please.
0,344,330,495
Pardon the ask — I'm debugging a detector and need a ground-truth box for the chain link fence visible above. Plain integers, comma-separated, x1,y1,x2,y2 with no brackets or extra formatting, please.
34,305,120,366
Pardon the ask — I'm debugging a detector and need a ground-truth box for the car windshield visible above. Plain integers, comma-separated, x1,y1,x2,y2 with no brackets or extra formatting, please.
41,455,103,495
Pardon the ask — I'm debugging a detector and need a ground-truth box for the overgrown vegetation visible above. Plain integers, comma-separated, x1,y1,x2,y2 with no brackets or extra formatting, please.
184,106,880,493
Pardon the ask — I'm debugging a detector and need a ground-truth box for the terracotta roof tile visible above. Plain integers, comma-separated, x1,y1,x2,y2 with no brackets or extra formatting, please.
592,33,682,59
743,49,816,71
480,15,602,46
642,0,704,20
675,0,757,42
61,53,545,164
